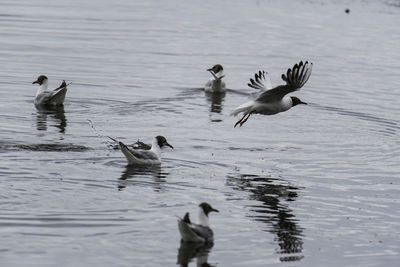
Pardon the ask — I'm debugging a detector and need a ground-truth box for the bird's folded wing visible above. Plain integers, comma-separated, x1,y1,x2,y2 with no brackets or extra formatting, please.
178,220,206,243
35,92,53,104
49,87,67,102
192,224,213,242
36,89,66,105
119,142,158,160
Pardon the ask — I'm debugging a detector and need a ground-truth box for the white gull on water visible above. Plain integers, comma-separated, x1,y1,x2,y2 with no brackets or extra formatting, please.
109,135,173,165
204,64,226,92
32,75,70,106
178,202,219,243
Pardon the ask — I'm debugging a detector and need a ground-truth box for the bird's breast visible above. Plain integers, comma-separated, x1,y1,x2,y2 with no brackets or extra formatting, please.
255,97,292,115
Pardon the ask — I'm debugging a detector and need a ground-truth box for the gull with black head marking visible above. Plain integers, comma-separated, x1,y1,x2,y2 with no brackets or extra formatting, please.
178,202,219,243
109,135,173,165
32,75,70,106
205,64,226,92
231,60,313,127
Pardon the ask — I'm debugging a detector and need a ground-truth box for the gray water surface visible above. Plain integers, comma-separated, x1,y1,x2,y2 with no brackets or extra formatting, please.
1,0,399,266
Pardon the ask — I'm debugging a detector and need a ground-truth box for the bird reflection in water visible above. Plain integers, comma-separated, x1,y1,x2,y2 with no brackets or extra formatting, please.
117,165,168,192
35,105,67,133
177,241,215,267
226,173,304,262
205,91,225,114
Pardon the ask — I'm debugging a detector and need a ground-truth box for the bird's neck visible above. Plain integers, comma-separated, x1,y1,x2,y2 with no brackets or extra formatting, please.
198,208,209,227
214,71,224,80
281,96,293,111
36,81,48,96
150,139,161,158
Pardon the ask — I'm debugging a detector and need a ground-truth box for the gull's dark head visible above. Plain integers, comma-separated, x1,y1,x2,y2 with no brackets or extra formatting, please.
207,64,223,74
291,96,307,107
32,75,48,85
199,202,219,217
156,135,173,149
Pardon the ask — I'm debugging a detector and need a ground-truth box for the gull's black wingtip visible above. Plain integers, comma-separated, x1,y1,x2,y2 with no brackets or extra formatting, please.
183,212,191,224
118,141,129,151
107,136,118,143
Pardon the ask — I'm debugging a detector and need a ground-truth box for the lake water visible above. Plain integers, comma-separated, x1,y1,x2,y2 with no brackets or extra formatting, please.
0,0,399,266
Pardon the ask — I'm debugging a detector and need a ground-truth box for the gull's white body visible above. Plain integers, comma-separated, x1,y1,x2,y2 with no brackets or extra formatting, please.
205,78,226,93
232,95,293,116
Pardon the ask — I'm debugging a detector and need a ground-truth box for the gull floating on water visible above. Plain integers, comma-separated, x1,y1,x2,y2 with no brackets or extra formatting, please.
109,135,173,165
231,60,313,127
178,202,219,243
205,64,226,92
32,75,70,106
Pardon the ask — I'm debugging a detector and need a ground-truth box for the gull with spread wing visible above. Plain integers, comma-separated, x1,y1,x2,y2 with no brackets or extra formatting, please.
231,61,313,127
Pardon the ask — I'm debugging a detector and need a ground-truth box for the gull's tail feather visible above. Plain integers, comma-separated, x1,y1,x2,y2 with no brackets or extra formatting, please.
231,100,254,116
248,70,272,90
178,214,205,243
281,61,313,90
54,80,67,90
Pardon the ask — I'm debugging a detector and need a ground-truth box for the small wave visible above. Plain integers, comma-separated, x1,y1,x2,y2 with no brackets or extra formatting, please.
310,103,400,136
8,143,90,152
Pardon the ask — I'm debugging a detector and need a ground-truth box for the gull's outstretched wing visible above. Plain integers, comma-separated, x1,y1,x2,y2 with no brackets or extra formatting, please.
256,61,313,103
281,60,313,89
248,70,272,90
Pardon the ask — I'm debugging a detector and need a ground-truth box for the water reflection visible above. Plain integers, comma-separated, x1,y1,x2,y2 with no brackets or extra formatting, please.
117,165,168,192
177,241,215,267
226,173,303,262
204,91,225,114
35,105,67,133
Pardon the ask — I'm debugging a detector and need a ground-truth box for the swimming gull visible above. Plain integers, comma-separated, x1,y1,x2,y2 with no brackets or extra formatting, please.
205,64,226,93
178,202,219,243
